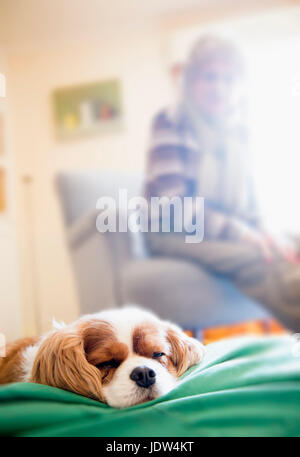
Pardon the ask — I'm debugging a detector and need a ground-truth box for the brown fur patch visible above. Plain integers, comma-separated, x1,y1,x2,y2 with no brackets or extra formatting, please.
132,322,174,374
83,320,128,365
83,320,129,386
133,322,168,358
30,319,130,401
0,337,38,384
166,325,203,376
30,327,105,401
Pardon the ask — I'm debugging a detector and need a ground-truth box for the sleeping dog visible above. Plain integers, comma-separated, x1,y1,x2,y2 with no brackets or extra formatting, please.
0,306,204,408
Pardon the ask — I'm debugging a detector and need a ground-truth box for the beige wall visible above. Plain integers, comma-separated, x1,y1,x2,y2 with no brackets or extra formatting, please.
7,23,172,335
0,50,22,342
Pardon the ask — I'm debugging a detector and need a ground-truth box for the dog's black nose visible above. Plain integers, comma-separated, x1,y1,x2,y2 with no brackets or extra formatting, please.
130,366,156,388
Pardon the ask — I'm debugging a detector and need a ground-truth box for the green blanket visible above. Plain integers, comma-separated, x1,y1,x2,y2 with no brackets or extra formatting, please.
1,335,300,437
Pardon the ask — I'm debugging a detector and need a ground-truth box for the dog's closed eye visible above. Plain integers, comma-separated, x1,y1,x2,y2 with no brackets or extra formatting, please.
152,352,165,358
96,359,120,369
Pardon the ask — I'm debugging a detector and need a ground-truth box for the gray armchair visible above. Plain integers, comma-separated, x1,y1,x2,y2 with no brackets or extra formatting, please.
56,170,270,328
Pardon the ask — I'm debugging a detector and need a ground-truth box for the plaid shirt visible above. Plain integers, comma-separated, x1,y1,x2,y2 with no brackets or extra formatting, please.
144,106,260,240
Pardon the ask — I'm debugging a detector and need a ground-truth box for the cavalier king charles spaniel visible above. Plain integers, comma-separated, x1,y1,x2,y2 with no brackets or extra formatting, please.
0,306,204,408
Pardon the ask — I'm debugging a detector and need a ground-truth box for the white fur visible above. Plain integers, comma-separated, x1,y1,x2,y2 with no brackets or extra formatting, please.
52,317,66,330
102,354,176,408
20,344,40,382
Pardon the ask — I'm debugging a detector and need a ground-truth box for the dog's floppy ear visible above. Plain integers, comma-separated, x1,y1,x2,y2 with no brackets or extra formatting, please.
166,323,205,376
30,325,105,401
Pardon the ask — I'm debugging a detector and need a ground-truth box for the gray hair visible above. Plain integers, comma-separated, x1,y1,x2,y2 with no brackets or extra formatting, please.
183,35,245,87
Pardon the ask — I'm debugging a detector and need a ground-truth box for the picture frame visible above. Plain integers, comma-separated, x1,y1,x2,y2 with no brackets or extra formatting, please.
53,79,123,140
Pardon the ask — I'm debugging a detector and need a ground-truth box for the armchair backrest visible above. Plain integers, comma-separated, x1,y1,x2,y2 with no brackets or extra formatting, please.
56,170,144,227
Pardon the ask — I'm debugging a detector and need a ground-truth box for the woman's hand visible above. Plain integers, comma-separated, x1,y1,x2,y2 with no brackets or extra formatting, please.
241,227,273,263
242,227,300,264
263,233,300,264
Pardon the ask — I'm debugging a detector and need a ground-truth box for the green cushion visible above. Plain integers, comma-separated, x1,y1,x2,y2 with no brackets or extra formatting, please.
0,335,300,437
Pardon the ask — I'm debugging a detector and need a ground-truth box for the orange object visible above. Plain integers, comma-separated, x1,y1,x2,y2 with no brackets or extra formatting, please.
181,319,288,345
202,320,265,345
184,329,195,338
267,319,286,334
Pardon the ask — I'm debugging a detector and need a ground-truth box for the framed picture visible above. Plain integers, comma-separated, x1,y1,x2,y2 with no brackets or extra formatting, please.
53,79,123,140
0,168,6,212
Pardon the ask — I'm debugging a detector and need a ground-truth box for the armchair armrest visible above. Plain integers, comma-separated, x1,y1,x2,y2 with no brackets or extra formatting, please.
66,208,148,314
69,209,130,265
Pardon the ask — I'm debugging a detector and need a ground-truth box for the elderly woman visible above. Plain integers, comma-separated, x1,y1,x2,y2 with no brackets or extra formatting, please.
145,36,300,331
